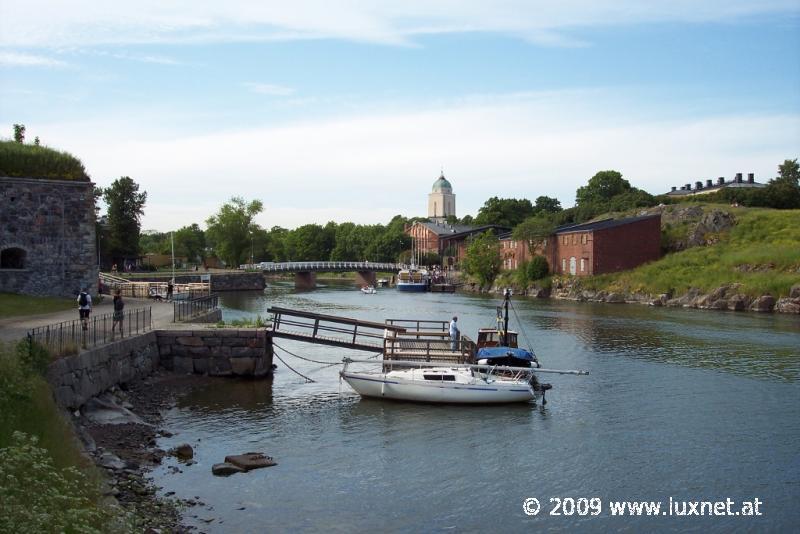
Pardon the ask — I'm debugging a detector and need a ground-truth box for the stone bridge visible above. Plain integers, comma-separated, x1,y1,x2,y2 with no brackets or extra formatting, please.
257,261,404,289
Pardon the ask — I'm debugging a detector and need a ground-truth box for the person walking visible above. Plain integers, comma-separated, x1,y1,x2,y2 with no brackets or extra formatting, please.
167,279,174,301
449,315,460,351
111,289,125,340
77,287,92,331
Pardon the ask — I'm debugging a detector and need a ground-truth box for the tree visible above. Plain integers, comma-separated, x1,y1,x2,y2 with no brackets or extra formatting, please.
12,124,25,143
459,214,474,225
173,224,206,264
773,159,800,188
526,255,549,280
512,215,556,253
205,197,263,266
576,170,631,205
462,231,502,287
33,136,40,146
533,195,562,215
474,197,534,228
285,224,331,261
103,176,147,261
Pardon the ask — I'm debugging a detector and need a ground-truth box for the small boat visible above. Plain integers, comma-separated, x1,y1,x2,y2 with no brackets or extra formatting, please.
377,278,389,287
340,359,539,404
396,266,430,292
361,286,377,294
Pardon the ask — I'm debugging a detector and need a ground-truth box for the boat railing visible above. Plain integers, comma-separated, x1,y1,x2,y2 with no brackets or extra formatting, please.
383,334,476,363
385,319,449,333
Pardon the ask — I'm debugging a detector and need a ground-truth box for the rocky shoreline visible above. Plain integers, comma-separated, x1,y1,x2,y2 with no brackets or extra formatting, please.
71,371,207,532
468,280,800,315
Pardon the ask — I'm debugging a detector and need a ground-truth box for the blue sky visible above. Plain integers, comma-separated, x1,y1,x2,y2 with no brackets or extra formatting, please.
1,1,798,231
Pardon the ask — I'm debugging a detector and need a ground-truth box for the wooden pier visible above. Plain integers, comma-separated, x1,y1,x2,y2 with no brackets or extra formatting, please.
266,308,475,364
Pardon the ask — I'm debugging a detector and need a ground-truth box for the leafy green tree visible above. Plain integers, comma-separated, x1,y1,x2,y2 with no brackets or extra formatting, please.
462,231,502,287
459,214,474,225
474,197,534,228
513,215,556,253
12,124,25,143
173,224,206,264
205,197,263,266
139,230,170,255
285,224,331,261
265,226,289,261
533,195,562,215
576,170,631,205
33,136,40,146
103,176,147,261
774,158,800,187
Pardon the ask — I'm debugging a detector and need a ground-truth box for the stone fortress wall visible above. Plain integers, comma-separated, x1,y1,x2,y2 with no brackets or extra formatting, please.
0,176,98,297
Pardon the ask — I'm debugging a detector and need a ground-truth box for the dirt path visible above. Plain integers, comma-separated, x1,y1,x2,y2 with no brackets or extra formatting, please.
0,297,177,343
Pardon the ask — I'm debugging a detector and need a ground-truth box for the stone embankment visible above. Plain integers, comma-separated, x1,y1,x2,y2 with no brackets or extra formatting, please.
493,281,800,314
156,328,273,377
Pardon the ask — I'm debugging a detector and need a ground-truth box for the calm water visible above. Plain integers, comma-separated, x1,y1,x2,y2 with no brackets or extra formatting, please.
152,281,800,532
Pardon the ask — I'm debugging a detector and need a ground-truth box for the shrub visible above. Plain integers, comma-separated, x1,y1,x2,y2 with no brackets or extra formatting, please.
526,255,549,281
0,432,118,533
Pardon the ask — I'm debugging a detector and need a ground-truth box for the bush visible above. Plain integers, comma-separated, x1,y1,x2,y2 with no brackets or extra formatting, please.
526,255,549,281
0,432,118,533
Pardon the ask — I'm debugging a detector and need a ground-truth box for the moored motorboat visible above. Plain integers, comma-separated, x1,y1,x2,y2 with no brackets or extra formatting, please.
396,266,430,292
361,285,377,294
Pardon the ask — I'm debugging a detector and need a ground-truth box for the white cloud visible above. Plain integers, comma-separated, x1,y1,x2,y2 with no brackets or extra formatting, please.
1,1,796,48
22,91,799,231
243,82,295,96
0,51,67,67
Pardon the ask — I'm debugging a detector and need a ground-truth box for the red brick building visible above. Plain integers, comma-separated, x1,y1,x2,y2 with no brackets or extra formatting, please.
405,221,509,266
497,214,661,276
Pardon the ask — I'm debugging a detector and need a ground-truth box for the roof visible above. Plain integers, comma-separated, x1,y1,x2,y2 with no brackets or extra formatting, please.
415,221,510,239
432,172,452,192
555,214,660,234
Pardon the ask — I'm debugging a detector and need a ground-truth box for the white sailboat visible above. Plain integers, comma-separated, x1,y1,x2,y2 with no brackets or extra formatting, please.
340,359,586,404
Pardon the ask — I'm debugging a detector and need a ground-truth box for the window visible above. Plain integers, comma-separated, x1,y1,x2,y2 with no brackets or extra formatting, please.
580,258,585,272
0,248,26,269
561,258,566,272
582,233,588,245
424,374,456,381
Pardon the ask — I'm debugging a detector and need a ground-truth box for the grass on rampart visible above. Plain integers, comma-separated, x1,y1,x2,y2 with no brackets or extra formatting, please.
0,340,124,531
0,292,76,319
581,208,800,297
0,140,90,181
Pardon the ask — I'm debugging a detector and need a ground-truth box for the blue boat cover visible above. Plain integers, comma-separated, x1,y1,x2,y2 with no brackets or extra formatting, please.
476,347,535,361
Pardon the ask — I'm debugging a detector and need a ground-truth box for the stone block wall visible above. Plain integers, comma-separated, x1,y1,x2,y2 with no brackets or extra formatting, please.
156,328,272,377
0,176,98,297
46,332,159,410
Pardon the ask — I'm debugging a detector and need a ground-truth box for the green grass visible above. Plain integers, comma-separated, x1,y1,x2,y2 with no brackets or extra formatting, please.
0,293,76,319
0,341,121,532
0,140,90,181
580,207,800,297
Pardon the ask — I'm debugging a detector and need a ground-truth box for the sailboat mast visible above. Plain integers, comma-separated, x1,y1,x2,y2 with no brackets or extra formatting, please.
503,288,510,346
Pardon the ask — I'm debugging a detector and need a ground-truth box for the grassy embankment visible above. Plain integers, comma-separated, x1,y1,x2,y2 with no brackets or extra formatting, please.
0,140,89,180
0,292,76,319
583,207,800,297
0,341,125,531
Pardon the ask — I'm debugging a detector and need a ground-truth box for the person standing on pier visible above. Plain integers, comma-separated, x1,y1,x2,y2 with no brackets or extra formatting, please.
77,287,92,330
449,316,460,351
167,279,174,301
111,289,125,340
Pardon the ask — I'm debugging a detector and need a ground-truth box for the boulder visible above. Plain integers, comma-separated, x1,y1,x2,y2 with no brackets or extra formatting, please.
604,292,626,303
749,295,775,313
212,462,245,477
170,443,194,460
728,294,750,311
82,393,149,426
97,451,126,471
224,452,277,471
790,284,800,299
666,287,701,308
776,298,800,314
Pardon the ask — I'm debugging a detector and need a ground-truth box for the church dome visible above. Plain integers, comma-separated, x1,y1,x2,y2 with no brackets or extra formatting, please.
432,173,452,192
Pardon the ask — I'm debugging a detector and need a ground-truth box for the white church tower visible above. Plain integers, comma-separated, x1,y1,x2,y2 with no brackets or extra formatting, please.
428,171,456,222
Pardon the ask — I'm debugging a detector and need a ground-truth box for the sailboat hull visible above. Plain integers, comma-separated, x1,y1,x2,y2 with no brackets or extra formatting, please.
341,371,535,404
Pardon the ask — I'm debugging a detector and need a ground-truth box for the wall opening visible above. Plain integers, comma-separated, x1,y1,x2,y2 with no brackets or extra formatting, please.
0,247,26,269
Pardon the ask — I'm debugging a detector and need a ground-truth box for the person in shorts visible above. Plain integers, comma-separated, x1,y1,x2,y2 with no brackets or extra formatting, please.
77,288,92,329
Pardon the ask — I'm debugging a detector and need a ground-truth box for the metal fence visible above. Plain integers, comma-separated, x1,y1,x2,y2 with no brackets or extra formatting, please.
27,307,153,356
174,294,219,322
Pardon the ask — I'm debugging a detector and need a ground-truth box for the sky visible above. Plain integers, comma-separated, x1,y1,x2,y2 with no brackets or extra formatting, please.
1,1,799,232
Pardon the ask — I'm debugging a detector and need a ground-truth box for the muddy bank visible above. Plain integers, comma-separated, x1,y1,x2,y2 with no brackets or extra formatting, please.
72,371,212,532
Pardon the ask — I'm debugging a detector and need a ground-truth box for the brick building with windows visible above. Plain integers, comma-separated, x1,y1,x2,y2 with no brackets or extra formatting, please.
497,214,661,276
